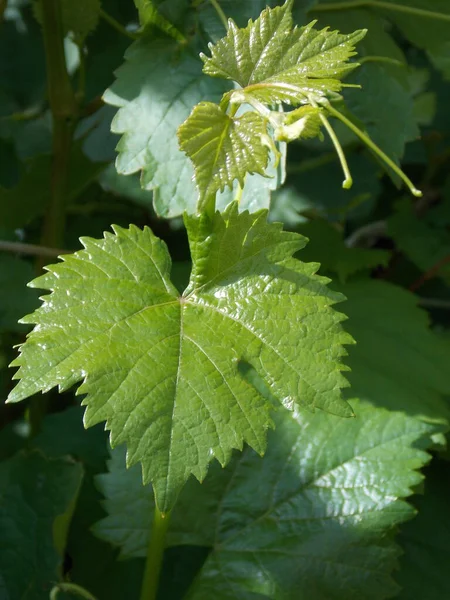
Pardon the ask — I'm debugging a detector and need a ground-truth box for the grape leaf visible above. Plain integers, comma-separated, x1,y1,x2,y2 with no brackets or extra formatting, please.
7,203,352,512
0,452,84,600
396,460,450,599
103,37,229,217
201,0,366,106
337,278,450,428
178,102,270,208
93,402,435,600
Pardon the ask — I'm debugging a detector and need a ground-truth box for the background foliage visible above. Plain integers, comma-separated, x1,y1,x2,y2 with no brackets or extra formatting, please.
1,0,450,598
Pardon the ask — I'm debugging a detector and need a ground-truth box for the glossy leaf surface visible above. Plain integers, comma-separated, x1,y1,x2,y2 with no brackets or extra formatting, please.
8,203,352,512
93,402,434,599
202,0,366,106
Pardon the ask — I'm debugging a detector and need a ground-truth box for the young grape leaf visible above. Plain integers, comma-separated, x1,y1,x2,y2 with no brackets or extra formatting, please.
0,452,84,600
396,460,450,599
93,402,435,600
201,0,366,106
337,279,450,429
178,102,270,209
7,203,352,512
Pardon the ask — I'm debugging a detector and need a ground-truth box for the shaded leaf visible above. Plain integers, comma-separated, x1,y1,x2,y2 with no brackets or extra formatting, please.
388,197,450,285
33,0,101,41
0,452,84,600
337,278,450,428
8,203,352,512
93,402,434,600
296,219,390,282
103,37,229,217
396,460,450,599
0,255,39,331
0,145,108,229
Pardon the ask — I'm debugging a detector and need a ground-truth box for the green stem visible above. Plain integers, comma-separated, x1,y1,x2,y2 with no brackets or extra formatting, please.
99,8,140,40
39,0,78,254
325,102,422,197
50,583,98,600
310,0,450,22
140,507,171,600
318,111,353,189
30,0,78,435
209,0,229,31
358,55,405,68
234,182,243,203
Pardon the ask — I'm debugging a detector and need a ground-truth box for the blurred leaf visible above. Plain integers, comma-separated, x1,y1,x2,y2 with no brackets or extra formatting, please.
33,405,109,472
396,460,450,599
0,255,39,332
33,0,101,41
295,219,390,281
0,145,108,229
0,452,84,600
338,278,450,428
388,197,450,285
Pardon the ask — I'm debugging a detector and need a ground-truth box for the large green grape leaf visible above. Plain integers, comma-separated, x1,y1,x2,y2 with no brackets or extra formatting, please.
396,460,450,599
7,203,352,512
0,452,84,600
337,278,450,428
93,402,435,599
104,36,280,216
202,0,366,106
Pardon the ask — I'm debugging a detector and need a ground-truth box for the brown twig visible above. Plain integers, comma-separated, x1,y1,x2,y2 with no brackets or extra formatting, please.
409,254,450,292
